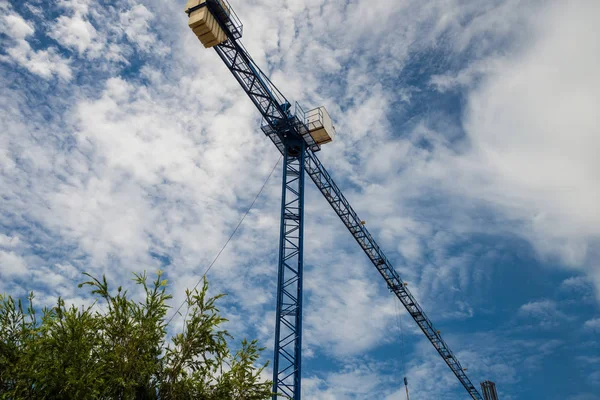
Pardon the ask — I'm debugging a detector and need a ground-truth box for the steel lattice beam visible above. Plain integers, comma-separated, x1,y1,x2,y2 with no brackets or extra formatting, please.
272,140,306,399
304,150,483,400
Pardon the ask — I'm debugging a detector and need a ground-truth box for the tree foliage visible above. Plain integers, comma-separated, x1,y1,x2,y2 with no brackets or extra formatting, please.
0,271,272,400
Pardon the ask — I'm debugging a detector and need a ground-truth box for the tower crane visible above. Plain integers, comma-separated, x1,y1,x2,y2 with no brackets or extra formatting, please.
184,1,486,399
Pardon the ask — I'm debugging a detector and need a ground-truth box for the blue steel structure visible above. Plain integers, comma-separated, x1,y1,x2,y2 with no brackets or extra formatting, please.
272,138,306,399
186,1,485,399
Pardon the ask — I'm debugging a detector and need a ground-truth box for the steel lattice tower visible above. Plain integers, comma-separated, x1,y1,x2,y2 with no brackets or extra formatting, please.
272,139,306,398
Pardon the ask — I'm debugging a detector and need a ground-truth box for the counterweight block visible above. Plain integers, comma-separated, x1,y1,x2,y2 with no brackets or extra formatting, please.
185,0,237,48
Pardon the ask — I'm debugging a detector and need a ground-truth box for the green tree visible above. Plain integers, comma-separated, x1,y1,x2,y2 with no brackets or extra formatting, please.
0,271,273,400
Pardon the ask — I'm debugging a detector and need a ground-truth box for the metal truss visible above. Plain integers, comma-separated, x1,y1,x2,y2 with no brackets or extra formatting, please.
213,35,315,400
214,40,320,153
304,149,483,400
205,10,484,399
272,140,306,399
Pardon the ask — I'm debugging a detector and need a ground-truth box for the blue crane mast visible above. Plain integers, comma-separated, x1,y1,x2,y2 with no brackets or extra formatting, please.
184,1,485,399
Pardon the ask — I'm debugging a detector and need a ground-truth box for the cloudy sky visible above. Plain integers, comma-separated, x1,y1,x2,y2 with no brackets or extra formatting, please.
1,0,599,398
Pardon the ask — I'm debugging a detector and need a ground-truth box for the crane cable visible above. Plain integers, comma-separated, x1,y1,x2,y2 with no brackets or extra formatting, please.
165,155,282,327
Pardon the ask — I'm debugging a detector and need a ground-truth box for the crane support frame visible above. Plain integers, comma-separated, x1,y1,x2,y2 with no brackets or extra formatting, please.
195,3,485,397
272,140,307,399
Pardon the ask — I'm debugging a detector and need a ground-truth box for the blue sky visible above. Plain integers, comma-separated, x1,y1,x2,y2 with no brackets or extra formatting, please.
1,0,599,399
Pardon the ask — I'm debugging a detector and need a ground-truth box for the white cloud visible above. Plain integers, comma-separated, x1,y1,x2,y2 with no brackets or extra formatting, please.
304,363,393,400
518,300,571,329
304,262,398,356
0,234,20,248
561,275,596,304
51,13,103,57
0,12,72,80
577,355,600,365
119,4,168,55
457,0,600,278
57,0,92,15
0,250,28,278
584,318,600,332
562,276,593,291
369,0,600,301
2,14,34,39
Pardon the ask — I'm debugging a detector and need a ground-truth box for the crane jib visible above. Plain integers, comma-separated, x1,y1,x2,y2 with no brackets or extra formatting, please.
197,3,486,398
304,150,484,400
